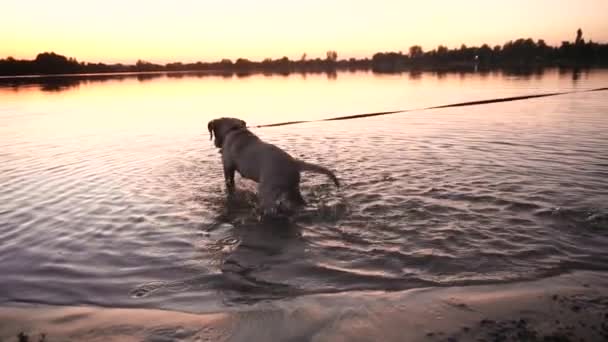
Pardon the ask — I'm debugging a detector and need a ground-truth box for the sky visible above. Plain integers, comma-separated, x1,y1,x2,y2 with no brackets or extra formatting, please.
2,0,607,64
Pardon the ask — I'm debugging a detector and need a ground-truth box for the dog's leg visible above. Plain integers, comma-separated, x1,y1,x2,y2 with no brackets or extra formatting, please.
258,183,279,217
223,165,236,195
273,188,305,215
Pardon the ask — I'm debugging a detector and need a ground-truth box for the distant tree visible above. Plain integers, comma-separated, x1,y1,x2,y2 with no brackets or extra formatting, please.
326,50,338,62
371,52,408,72
33,52,80,73
478,44,493,63
235,58,254,70
575,28,584,45
165,62,183,71
36,52,68,64
300,53,307,61
135,59,160,72
409,45,423,58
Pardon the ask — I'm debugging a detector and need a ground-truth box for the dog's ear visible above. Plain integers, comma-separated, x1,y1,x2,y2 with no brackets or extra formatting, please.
240,119,247,128
207,120,215,141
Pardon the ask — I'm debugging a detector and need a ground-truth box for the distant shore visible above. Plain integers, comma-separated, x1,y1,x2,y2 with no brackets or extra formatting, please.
2,270,607,342
2,29,607,77
0,63,605,80
0,57,605,79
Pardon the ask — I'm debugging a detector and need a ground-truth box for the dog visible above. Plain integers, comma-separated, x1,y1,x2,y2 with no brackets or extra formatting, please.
207,117,340,216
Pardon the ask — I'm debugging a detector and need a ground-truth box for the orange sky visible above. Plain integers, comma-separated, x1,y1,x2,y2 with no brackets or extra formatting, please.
2,0,607,64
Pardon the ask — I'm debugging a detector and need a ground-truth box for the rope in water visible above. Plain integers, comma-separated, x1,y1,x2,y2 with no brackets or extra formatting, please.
250,87,608,129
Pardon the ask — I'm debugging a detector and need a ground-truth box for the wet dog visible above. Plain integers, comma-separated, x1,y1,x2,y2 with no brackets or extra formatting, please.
208,117,340,216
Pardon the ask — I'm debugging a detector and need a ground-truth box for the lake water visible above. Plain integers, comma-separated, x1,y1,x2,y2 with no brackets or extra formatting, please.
1,69,607,313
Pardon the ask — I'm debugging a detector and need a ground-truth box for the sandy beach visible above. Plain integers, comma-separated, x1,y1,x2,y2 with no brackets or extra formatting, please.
2,270,607,342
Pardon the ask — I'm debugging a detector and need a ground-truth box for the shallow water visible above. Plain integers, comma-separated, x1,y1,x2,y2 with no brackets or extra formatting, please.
1,69,607,313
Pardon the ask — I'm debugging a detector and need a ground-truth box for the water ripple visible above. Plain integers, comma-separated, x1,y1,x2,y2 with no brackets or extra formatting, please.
1,71,608,311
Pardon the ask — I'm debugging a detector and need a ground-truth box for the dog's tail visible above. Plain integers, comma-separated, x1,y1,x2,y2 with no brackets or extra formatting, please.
297,160,340,187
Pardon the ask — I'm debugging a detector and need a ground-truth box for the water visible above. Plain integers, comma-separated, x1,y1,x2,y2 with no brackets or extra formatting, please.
1,69,607,313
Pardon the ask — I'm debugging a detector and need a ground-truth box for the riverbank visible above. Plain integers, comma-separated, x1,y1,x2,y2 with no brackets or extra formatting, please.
2,271,607,341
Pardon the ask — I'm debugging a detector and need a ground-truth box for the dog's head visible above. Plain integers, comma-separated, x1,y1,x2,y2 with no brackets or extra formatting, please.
207,117,247,148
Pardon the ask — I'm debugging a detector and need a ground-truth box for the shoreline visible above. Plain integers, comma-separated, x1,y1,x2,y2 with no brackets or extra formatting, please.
1,65,606,81
2,271,607,341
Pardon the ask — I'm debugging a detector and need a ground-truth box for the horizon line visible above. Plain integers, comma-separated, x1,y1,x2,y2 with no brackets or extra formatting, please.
4,32,604,66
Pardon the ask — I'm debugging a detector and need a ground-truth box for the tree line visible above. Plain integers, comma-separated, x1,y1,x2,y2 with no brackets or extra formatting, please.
1,29,606,76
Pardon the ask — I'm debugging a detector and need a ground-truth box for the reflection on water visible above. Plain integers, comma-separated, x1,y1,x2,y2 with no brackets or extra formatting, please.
0,67,595,94
0,69,607,313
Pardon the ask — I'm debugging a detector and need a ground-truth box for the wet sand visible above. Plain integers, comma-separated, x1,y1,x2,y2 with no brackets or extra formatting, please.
2,271,607,341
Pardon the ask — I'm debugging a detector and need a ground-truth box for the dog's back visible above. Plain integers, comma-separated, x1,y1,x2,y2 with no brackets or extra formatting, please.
210,117,338,216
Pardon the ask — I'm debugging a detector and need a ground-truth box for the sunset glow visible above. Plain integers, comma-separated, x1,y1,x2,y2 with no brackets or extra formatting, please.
2,0,608,63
